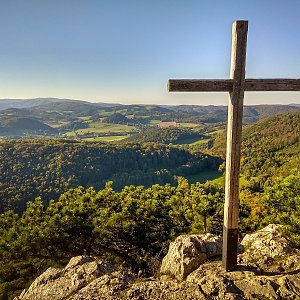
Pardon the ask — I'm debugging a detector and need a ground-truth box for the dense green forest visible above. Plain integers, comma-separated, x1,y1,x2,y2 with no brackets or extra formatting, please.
102,113,143,125
0,140,221,213
0,116,58,137
207,112,300,179
125,127,207,144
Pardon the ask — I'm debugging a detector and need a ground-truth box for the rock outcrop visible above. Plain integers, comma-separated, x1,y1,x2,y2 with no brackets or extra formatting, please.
239,224,295,271
186,260,300,300
15,256,127,300
15,225,300,300
160,233,223,280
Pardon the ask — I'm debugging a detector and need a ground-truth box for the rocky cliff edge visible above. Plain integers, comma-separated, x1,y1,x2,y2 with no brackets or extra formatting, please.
15,224,300,300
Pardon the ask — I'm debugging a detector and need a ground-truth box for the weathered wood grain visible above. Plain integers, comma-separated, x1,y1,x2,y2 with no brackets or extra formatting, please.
168,79,232,92
168,78,300,92
245,79,300,91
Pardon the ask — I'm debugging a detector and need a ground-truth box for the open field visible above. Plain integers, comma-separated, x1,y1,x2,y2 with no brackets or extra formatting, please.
207,129,224,136
211,174,247,188
78,122,136,133
63,122,137,138
78,116,92,121
175,137,209,145
51,121,69,128
189,138,210,146
178,122,201,128
186,170,223,184
211,175,225,186
149,120,160,125
83,135,130,142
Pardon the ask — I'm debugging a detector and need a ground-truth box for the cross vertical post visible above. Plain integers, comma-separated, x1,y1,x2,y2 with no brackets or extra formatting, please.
222,20,248,271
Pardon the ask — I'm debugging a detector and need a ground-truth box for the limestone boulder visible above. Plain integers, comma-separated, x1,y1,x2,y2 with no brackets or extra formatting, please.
187,260,300,300
160,233,222,280
71,270,133,300
239,224,296,270
241,224,292,256
15,256,115,300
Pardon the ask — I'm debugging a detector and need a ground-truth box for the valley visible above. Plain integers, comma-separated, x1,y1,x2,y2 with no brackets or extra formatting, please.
0,98,299,145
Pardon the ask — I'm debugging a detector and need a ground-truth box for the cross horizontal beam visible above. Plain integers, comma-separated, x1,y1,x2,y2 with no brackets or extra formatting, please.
168,78,300,92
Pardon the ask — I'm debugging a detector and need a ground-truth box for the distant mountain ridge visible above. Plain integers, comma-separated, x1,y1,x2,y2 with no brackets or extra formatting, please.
0,98,118,111
0,97,299,112
0,98,74,111
172,104,300,122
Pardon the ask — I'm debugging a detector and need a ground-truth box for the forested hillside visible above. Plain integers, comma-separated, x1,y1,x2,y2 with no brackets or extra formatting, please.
0,140,221,213
209,112,300,178
125,127,206,144
0,116,57,136
168,104,300,123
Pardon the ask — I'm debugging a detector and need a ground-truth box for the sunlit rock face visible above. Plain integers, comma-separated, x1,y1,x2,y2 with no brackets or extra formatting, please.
15,256,120,300
160,233,223,280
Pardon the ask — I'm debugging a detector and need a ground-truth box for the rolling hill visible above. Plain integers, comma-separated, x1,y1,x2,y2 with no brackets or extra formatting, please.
0,98,118,111
210,112,300,177
0,98,79,111
0,98,300,140
172,104,300,123
0,116,58,136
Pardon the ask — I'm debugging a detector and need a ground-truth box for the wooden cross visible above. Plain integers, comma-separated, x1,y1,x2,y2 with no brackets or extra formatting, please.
168,20,300,272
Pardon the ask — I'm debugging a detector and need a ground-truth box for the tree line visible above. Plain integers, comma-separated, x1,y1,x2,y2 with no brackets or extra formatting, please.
125,127,207,144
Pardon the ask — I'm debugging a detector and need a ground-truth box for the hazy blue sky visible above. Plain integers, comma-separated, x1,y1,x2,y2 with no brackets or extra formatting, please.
0,0,299,105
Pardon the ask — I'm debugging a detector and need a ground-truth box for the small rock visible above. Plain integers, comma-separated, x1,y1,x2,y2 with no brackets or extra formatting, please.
65,256,95,270
160,233,222,280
